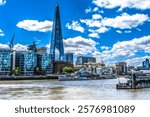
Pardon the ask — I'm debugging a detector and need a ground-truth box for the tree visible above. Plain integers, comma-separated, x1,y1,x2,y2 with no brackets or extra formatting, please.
34,67,40,75
12,67,21,76
63,67,73,73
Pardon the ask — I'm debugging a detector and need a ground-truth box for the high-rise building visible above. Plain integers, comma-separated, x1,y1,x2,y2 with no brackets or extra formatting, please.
0,49,11,75
50,3,64,61
76,56,96,65
65,53,73,64
142,58,150,69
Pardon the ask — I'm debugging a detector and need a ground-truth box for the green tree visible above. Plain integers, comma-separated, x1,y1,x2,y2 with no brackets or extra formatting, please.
63,67,73,73
35,67,40,75
12,67,20,76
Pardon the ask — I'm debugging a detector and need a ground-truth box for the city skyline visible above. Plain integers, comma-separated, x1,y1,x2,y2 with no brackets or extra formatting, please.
0,0,150,66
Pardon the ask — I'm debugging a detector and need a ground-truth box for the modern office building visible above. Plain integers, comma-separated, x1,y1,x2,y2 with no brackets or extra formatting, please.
115,62,127,75
142,58,150,69
137,58,150,70
50,3,64,61
65,53,73,64
15,51,37,75
0,49,11,75
76,56,96,65
37,54,53,74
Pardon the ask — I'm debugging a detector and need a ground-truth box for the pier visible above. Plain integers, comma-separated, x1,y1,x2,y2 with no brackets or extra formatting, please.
116,73,150,89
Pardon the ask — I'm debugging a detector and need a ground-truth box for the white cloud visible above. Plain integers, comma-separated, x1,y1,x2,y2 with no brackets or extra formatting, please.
125,30,131,33
102,13,149,29
93,35,150,63
85,7,92,13
13,44,28,51
0,0,6,5
0,43,31,52
0,43,9,49
88,32,99,38
116,30,122,34
85,7,100,13
64,36,97,55
126,56,150,67
101,46,110,50
98,10,104,14
137,28,142,31
93,7,99,12
66,21,85,33
88,27,109,38
92,0,150,10
81,13,149,31
0,33,4,37
96,27,109,33
16,20,53,32
0,29,5,37
92,14,102,20
80,19,102,28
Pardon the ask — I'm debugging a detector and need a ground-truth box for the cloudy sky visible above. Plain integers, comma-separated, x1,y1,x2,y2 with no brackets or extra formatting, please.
0,0,150,66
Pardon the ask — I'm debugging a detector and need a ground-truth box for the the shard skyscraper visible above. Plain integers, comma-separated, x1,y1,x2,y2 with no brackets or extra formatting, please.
50,2,64,62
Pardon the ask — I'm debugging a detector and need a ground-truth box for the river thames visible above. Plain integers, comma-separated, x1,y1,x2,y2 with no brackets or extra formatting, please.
0,79,150,100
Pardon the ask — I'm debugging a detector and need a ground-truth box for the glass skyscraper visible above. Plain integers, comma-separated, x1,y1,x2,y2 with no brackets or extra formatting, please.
0,49,11,75
50,3,64,61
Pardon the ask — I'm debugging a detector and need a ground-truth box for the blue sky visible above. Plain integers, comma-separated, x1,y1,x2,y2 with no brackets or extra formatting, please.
0,0,150,66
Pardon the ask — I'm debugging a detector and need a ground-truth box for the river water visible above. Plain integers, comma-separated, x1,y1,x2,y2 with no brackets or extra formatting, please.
0,79,150,100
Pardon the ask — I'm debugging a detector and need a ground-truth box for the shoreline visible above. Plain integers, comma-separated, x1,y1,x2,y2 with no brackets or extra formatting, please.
0,75,58,81
0,75,118,81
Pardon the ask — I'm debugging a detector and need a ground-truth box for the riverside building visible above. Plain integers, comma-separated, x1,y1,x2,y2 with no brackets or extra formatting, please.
14,51,37,76
0,49,11,75
37,54,53,75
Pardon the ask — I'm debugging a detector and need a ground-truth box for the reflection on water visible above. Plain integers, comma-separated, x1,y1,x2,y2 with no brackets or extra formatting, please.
0,79,150,100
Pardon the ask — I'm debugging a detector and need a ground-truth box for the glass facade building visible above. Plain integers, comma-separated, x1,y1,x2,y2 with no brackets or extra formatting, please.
50,3,64,61
15,51,37,75
0,49,11,75
65,53,74,64
143,58,150,69
37,54,53,74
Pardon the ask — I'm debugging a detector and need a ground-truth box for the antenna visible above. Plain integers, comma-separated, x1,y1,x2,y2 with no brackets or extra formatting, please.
56,0,59,6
